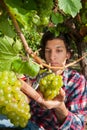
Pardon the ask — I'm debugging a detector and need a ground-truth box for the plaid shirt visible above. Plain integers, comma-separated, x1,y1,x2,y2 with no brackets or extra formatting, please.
30,68,87,130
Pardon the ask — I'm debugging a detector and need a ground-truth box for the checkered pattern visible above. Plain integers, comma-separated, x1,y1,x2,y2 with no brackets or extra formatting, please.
30,68,87,130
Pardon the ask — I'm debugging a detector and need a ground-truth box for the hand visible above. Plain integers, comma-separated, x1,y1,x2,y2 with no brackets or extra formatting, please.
20,80,66,111
37,88,65,109
38,88,68,123
20,79,68,123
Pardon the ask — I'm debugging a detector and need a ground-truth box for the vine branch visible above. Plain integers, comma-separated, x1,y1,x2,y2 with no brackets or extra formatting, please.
0,0,43,64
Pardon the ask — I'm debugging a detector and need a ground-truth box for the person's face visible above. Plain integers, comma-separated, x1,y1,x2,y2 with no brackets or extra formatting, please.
45,39,70,72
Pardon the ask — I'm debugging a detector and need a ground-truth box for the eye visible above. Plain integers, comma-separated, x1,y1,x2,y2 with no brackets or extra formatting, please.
56,49,63,53
45,49,51,53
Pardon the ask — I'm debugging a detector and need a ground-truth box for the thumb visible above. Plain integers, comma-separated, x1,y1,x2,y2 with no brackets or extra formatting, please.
55,88,65,101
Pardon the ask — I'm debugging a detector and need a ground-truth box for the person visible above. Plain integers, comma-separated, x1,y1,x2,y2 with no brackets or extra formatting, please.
0,31,87,130
21,31,87,130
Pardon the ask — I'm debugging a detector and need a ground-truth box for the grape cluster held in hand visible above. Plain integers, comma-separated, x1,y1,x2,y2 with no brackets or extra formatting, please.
39,73,63,100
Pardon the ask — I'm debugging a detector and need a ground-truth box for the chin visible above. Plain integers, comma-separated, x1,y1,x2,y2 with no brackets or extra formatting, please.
51,68,58,73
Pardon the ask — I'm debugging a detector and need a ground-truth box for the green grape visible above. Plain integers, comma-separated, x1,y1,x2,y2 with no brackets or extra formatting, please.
0,72,2,78
20,120,28,128
3,84,12,94
0,71,31,128
0,79,7,88
45,90,58,100
0,96,5,105
39,73,63,100
2,107,8,115
0,89,4,96
44,89,52,98
40,79,47,86
2,71,9,77
13,120,20,127
9,76,17,86
52,79,59,87
14,80,21,87
4,100,9,105
6,103,14,112
5,93,13,100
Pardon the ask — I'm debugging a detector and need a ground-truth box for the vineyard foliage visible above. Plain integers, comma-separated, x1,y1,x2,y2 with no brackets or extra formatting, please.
0,0,87,77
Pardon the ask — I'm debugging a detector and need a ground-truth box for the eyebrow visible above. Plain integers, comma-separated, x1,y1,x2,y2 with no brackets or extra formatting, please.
55,45,65,48
45,45,65,49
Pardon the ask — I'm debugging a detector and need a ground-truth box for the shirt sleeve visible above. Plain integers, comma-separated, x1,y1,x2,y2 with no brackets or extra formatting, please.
59,74,87,130
59,111,85,130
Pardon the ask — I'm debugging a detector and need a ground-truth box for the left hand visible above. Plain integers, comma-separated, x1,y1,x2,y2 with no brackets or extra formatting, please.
20,80,66,110
37,88,65,109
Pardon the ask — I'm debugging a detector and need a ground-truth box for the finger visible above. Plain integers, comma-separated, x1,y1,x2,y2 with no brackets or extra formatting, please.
42,100,60,109
20,80,43,103
56,70,64,75
59,88,65,97
55,88,65,101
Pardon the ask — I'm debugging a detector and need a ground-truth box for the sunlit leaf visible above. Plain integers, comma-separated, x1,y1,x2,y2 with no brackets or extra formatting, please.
0,14,15,37
58,0,82,17
4,0,37,30
0,36,21,71
0,36,40,77
51,12,64,24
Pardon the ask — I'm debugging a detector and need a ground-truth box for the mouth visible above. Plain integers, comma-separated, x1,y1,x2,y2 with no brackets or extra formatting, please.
50,63,59,66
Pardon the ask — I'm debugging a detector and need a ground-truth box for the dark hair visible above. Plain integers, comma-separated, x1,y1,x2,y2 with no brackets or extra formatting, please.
39,31,73,60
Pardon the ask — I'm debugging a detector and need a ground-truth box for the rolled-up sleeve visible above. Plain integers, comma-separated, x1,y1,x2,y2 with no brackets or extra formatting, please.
58,73,87,130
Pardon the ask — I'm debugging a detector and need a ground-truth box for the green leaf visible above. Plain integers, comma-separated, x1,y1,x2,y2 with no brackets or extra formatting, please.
12,39,23,52
0,36,40,77
51,12,64,24
4,0,37,11
0,36,20,71
58,0,82,17
4,0,37,30
0,15,15,37
11,58,40,78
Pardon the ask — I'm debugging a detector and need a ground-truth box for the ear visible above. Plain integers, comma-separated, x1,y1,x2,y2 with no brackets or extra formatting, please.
66,52,71,60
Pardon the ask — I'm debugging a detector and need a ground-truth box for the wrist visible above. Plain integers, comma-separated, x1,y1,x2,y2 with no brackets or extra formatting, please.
54,102,68,123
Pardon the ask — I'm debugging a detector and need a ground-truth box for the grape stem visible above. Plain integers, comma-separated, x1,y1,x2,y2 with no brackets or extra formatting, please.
1,0,87,71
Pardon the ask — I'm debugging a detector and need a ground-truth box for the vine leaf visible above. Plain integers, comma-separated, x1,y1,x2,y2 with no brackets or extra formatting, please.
0,18,15,38
0,36,40,77
1,0,86,73
4,0,37,30
58,0,82,17
51,12,64,24
0,36,22,71
11,58,40,78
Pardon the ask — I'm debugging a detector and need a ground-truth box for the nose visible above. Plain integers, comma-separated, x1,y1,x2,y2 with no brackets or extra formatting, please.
50,50,56,61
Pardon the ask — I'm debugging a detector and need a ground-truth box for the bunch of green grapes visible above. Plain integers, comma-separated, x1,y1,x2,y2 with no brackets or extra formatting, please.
0,71,31,128
39,73,63,100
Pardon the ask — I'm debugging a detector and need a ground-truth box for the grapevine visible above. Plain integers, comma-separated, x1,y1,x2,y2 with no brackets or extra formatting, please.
0,71,31,128
1,0,87,71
